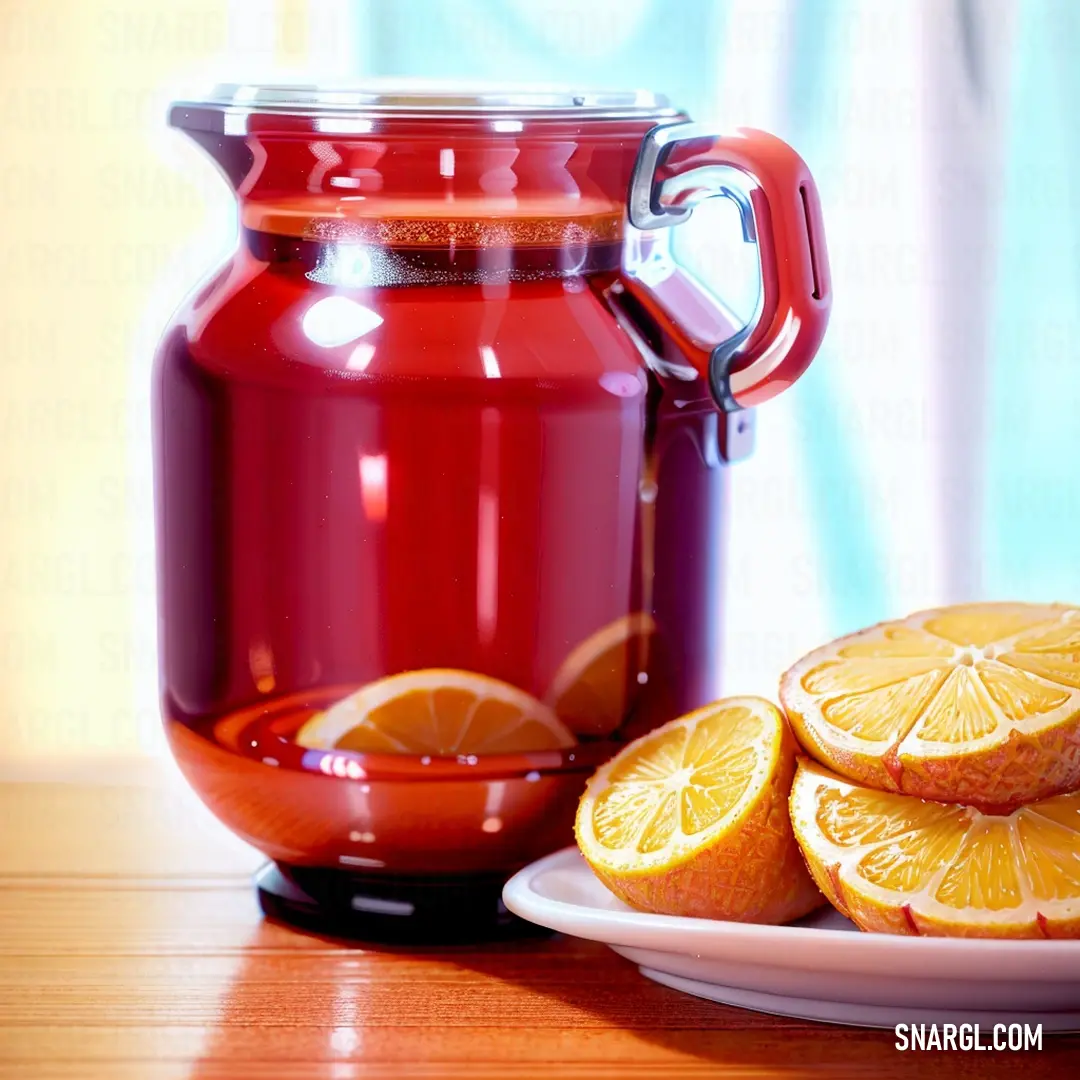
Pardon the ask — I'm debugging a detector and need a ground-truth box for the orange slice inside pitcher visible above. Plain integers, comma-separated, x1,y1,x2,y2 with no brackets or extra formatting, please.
780,602,1080,811
546,613,657,738
295,669,575,756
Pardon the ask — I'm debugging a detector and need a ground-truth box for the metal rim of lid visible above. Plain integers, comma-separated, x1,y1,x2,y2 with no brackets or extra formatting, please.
170,81,680,130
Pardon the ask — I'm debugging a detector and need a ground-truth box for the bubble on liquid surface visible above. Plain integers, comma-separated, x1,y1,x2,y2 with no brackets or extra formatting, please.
599,371,643,398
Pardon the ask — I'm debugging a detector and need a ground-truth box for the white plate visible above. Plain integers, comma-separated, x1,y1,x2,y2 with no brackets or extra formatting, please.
503,848,1080,1031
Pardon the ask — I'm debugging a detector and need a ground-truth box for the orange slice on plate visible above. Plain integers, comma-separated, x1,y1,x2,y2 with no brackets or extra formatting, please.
546,612,657,738
780,602,1080,811
295,669,575,756
575,696,823,923
790,758,1080,937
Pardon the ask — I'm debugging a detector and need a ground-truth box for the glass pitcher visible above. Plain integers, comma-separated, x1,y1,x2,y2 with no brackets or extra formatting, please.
154,84,830,942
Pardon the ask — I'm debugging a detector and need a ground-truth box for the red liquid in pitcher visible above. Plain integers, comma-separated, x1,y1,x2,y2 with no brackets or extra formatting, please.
155,232,727,874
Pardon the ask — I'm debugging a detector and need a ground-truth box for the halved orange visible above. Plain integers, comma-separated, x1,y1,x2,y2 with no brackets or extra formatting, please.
546,613,657,738
780,602,1080,811
791,758,1080,937
295,669,575,756
575,697,823,923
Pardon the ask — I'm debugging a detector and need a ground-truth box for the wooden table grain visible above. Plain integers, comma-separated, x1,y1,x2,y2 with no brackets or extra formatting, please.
0,762,1076,1078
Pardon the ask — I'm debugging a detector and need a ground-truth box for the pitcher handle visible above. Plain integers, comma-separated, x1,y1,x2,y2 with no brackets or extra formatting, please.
623,123,831,411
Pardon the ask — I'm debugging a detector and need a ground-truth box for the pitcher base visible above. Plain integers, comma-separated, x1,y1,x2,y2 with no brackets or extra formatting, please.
255,862,554,945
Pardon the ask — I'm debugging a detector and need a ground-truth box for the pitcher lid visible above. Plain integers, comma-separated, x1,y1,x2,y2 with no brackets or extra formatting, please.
171,80,679,133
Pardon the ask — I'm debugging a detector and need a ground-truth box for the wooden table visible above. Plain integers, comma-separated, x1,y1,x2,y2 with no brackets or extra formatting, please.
1,762,1076,1078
